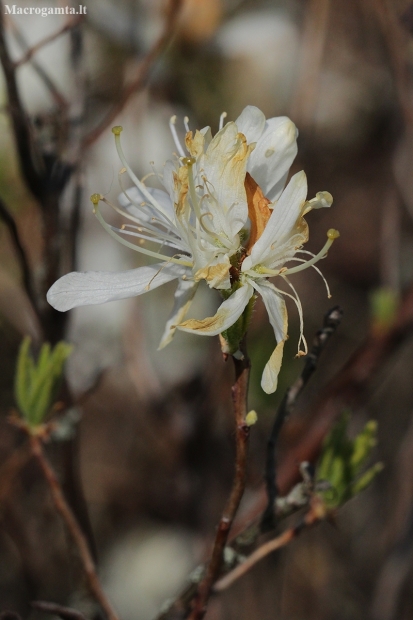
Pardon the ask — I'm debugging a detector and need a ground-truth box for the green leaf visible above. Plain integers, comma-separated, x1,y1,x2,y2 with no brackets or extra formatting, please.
316,414,382,509
14,338,73,429
14,336,31,418
351,462,384,495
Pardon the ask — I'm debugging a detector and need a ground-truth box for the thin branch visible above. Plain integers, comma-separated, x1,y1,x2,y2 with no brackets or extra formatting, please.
290,0,331,128
31,602,88,620
366,0,413,129
156,280,413,618
154,474,313,620
0,2,44,200
28,434,119,620
188,345,251,620
215,496,326,593
7,16,69,110
0,443,31,504
14,16,83,68
83,0,183,147
0,195,40,317
261,306,343,532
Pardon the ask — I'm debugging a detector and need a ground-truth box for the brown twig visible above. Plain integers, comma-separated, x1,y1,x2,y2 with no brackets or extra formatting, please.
0,444,32,505
8,15,68,110
0,196,40,317
188,346,251,620
214,496,327,593
367,0,413,128
31,601,88,620
261,306,343,532
83,0,183,147
155,280,413,618
290,0,331,128
233,278,413,538
0,2,44,201
28,434,119,620
13,16,83,68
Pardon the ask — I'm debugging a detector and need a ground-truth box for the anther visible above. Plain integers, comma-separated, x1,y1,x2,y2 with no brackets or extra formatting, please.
327,229,340,240
112,126,123,135
90,193,101,205
181,156,196,166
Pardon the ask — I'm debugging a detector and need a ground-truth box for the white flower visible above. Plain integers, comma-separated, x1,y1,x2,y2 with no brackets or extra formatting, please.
47,105,337,392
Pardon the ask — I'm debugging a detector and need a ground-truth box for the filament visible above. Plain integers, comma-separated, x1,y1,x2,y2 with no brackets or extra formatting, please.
169,115,186,157
112,127,174,224
219,111,227,131
93,201,192,267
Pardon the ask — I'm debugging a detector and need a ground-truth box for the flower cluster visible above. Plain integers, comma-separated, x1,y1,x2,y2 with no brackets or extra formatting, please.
47,106,338,393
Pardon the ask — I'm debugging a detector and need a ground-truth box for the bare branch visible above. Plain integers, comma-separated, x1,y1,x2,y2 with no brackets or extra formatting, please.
83,0,184,147
7,16,69,110
0,1,44,200
188,345,251,620
261,306,343,532
31,602,88,620
28,434,120,620
215,497,326,593
14,16,84,68
0,196,40,317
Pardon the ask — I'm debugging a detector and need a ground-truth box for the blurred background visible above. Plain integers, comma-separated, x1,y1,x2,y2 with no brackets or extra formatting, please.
1,0,413,618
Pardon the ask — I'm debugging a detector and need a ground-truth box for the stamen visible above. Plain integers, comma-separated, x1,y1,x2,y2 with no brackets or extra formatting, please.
149,162,164,186
90,193,101,214
282,229,340,276
110,224,183,250
93,200,192,267
281,275,308,356
184,157,203,221
184,116,190,132
199,212,215,236
285,257,332,298
219,111,227,131
169,115,186,157
141,171,157,183
112,126,174,224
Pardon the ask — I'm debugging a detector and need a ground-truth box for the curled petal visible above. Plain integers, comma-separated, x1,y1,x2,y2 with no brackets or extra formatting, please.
235,105,266,144
251,280,288,394
262,340,285,394
47,263,188,312
203,122,252,237
177,283,254,336
158,278,199,349
243,171,308,270
248,116,298,202
251,280,286,343
194,256,231,290
303,191,333,215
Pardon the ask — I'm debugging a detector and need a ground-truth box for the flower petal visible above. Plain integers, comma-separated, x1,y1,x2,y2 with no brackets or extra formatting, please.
203,122,252,237
261,340,285,394
158,278,199,349
235,105,266,144
177,282,253,336
47,263,189,312
243,171,307,270
251,280,287,342
194,255,231,290
248,116,298,202
252,280,288,394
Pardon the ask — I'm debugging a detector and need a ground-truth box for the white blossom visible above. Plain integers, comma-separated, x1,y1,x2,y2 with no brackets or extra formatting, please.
47,105,337,392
